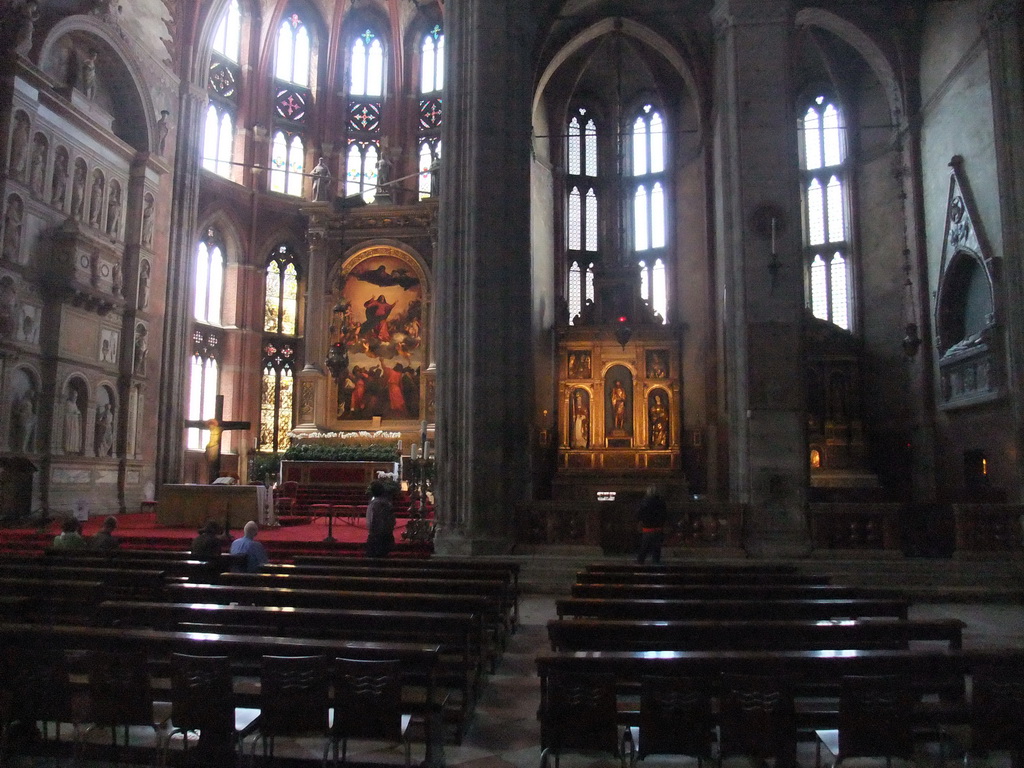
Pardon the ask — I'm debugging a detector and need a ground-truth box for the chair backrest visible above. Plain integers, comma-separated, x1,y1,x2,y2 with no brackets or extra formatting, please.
259,655,329,737
637,675,714,761
718,673,796,765
330,658,403,740
838,674,915,761
971,664,1024,754
542,672,619,757
279,481,299,498
86,650,154,728
169,653,234,734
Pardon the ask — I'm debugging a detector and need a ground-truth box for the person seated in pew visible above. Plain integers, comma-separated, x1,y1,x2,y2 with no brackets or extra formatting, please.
90,515,120,550
229,520,269,573
52,516,88,549
191,519,225,562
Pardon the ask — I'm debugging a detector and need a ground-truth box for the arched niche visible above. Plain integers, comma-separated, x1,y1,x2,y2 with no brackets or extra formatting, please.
936,249,995,356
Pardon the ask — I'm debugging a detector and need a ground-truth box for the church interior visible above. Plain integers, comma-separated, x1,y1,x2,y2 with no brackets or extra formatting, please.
2,3,1024,767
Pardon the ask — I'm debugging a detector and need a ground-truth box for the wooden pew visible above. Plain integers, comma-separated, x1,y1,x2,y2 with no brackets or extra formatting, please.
0,577,105,622
585,562,801,575
569,583,899,600
556,597,911,621
574,570,830,586
0,621,447,761
294,555,522,592
0,562,167,600
535,647,1024,732
547,617,966,652
211,571,515,637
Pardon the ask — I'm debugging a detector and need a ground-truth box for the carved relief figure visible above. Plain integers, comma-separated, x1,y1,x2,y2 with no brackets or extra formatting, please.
11,389,36,453
111,261,122,296
51,147,69,208
133,325,147,376
71,159,87,221
138,260,151,309
95,402,114,457
141,194,154,246
106,182,121,238
64,387,84,454
156,110,170,155
8,112,29,181
89,170,104,228
571,389,590,449
29,134,47,198
13,1,39,57
648,391,668,449
2,196,23,262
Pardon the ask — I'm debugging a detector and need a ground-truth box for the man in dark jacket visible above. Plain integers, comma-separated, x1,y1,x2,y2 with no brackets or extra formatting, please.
637,485,668,564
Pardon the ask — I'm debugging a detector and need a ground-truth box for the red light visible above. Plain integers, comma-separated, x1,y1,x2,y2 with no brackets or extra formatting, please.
618,316,628,323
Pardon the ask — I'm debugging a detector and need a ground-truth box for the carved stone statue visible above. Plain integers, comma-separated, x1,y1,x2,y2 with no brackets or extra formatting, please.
14,1,39,57
95,402,114,457
9,114,29,181
133,327,147,376
310,156,331,201
375,152,392,194
81,51,97,100
71,160,86,220
156,110,170,155
111,261,122,295
29,135,46,198
429,156,441,198
11,390,36,453
89,172,104,228
106,183,121,238
141,195,154,246
51,149,68,208
63,389,84,454
2,196,23,262
138,260,151,310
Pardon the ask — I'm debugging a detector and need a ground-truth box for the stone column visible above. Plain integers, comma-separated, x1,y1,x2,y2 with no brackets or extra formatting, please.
155,85,206,487
294,220,329,432
985,0,1024,500
712,0,810,556
433,0,536,554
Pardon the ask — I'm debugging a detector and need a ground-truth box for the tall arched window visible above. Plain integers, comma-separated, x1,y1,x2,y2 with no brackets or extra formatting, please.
418,24,444,199
203,0,241,179
270,9,314,196
193,229,224,325
800,95,851,330
260,245,301,453
345,27,386,202
631,104,668,323
566,106,598,324
187,329,221,451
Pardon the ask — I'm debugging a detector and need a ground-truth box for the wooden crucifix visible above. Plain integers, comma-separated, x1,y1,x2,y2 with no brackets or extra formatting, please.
184,394,251,482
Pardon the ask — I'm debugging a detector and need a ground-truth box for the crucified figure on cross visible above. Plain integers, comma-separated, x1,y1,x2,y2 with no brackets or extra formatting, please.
185,395,251,482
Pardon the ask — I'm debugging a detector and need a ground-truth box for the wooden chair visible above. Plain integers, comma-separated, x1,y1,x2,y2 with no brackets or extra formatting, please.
966,664,1024,768
80,650,166,765
719,673,797,768
274,482,299,518
816,675,916,768
249,655,330,763
163,653,260,766
539,671,631,768
324,658,411,768
629,675,715,767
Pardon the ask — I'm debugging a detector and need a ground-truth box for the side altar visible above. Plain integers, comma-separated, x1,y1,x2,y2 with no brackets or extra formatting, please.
280,460,399,487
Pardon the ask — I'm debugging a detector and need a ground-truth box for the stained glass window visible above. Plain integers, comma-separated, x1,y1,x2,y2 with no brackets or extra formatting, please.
351,29,384,96
801,95,852,330
631,105,669,323
212,0,241,62
346,140,379,201
417,25,443,199
260,343,295,453
193,232,224,325
187,330,221,451
346,27,386,202
269,131,305,196
276,13,311,87
202,105,233,178
205,1,241,179
264,246,299,335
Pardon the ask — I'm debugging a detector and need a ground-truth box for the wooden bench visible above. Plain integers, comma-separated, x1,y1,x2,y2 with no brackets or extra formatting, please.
585,562,802,575
569,583,899,601
0,562,167,600
0,577,106,622
556,597,911,621
574,570,831,586
94,599,485,740
547,617,966,652
294,555,522,593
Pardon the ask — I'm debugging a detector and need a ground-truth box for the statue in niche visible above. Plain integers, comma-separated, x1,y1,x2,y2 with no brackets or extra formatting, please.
51,149,68,208
13,1,39,57
138,260,151,309
610,379,627,432
310,156,331,201
156,110,170,155
71,161,86,221
89,172,104,228
375,151,392,194
63,388,84,454
90,252,101,287
111,261,122,296
133,327,147,376
2,197,23,262
81,50,97,100
0,277,17,338
429,156,441,198
9,114,29,181
95,402,114,457
648,392,668,449
570,389,590,449
11,389,36,453
106,184,121,238
29,135,46,198
141,196,154,246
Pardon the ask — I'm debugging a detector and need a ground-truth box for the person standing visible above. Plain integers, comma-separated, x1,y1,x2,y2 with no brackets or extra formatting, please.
636,485,668,565
365,479,396,558
229,520,269,572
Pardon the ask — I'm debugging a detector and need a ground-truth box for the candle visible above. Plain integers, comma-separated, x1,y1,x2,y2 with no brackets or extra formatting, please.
397,439,403,452
411,444,419,461
771,217,777,254
423,440,430,458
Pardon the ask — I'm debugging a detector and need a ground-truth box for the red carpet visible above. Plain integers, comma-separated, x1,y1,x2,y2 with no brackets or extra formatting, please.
0,512,434,558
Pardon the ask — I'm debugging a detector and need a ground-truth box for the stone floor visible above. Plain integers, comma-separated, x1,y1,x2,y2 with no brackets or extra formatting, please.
8,596,1024,767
